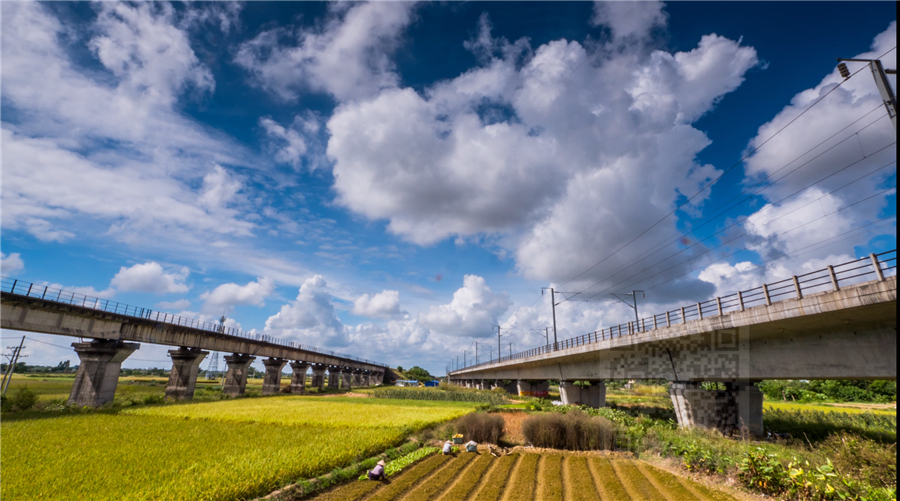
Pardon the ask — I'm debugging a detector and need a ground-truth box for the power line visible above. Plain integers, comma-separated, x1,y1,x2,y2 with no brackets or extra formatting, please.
557,52,891,290
563,132,895,306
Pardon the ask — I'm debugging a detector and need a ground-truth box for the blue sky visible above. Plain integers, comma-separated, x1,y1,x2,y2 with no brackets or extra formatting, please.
1,1,896,376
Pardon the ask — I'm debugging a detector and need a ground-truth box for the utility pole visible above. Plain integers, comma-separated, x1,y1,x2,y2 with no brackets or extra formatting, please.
611,290,644,331
475,342,479,365
837,58,897,131
543,288,585,350
2,336,27,396
489,347,494,363
463,350,466,368
494,325,502,362
508,342,515,358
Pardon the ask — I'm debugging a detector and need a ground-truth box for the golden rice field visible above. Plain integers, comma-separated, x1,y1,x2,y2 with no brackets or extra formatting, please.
0,397,478,500
123,396,476,429
306,451,740,501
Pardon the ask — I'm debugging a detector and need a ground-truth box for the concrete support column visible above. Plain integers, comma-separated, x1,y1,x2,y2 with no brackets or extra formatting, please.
223,353,256,396
311,364,327,389
733,381,764,436
581,381,606,408
68,340,140,407
327,367,340,389
559,381,582,406
361,372,370,386
492,379,501,390
370,371,382,386
262,358,287,395
165,347,208,400
289,361,309,394
341,369,353,389
516,379,532,396
669,381,762,436
531,380,550,398
352,370,363,387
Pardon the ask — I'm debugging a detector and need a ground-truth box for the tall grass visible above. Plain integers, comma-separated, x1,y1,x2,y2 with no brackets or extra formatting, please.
374,388,509,405
521,409,616,450
764,407,896,443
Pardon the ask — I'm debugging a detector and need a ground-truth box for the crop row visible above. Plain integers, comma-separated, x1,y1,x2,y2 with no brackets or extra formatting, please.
566,456,600,501
438,451,495,501
368,453,452,501
304,452,742,501
402,451,478,501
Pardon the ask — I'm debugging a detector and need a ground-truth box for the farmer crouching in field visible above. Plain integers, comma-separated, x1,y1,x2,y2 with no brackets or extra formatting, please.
368,460,386,480
442,440,452,455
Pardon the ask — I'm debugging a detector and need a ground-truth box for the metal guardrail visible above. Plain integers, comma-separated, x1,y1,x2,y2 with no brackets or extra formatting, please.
0,278,389,369
454,249,897,372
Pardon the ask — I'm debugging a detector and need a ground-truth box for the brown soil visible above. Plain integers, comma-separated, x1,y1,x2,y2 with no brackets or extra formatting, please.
827,402,896,410
499,412,528,445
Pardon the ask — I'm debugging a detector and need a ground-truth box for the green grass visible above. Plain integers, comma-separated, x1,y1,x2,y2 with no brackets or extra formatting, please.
123,396,477,429
764,401,895,415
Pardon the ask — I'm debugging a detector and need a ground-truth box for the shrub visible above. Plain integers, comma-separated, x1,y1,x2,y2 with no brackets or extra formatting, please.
10,386,38,411
455,412,504,444
521,409,615,450
0,395,11,413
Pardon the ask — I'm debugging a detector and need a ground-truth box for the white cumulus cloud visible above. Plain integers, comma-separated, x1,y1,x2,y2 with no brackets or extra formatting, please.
0,253,25,275
352,290,402,319
110,262,190,294
419,275,510,338
264,275,349,347
200,276,275,313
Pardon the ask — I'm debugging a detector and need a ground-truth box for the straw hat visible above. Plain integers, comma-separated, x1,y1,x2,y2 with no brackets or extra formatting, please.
377,460,386,466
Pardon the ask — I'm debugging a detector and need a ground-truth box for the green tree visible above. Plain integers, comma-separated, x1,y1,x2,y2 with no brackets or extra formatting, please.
405,366,432,381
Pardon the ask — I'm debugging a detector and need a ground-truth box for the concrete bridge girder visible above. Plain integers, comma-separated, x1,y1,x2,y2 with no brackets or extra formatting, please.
0,297,385,374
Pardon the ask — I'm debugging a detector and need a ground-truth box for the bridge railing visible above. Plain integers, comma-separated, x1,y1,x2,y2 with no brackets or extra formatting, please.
454,249,896,372
0,278,389,368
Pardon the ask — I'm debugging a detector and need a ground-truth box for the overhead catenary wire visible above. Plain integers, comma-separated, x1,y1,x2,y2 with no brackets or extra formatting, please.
560,115,896,306
563,109,893,304
556,50,893,290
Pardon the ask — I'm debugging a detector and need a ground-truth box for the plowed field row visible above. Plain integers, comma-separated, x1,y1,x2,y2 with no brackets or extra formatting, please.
306,452,739,501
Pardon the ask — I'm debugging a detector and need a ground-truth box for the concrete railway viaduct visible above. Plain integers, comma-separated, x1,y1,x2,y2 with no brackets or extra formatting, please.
449,251,897,436
0,279,389,407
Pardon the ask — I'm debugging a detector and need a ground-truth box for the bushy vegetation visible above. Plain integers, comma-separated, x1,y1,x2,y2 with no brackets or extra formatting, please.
454,411,505,444
521,409,616,450
759,380,897,403
374,387,509,405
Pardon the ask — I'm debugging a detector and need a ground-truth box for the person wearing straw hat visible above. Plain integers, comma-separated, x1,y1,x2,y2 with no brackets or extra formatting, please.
368,460,386,480
442,440,453,455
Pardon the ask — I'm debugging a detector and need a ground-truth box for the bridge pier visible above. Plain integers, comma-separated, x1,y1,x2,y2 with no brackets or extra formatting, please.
516,379,531,396
327,367,340,389
290,361,309,393
223,353,256,396
68,340,140,407
341,369,353,390
371,371,383,386
165,347,208,400
559,381,606,408
361,371,370,386
311,364,327,389
352,370,363,387
670,381,763,436
262,358,287,395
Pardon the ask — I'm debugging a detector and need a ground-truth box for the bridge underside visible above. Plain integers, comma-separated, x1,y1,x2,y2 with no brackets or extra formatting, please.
449,277,896,436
